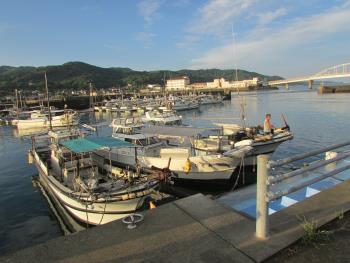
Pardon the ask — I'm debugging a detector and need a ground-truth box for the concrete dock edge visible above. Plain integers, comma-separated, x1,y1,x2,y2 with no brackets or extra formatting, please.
2,179,350,263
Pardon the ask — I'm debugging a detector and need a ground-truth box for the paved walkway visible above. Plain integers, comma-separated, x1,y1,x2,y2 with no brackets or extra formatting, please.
2,180,350,263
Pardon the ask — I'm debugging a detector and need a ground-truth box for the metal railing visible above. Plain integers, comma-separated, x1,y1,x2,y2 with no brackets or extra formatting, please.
256,141,350,239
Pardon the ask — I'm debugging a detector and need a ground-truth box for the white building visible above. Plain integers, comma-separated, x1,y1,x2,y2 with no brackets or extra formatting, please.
165,76,190,91
205,78,260,89
140,84,162,94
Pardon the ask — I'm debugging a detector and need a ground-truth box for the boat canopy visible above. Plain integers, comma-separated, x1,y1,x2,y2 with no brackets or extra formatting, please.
141,126,222,138
60,137,135,153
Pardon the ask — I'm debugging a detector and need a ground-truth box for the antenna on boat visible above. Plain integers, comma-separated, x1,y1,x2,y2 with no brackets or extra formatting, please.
44,72,53,131
231,23,246,130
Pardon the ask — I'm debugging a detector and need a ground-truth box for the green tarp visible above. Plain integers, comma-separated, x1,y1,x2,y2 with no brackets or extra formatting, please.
60,137,135,153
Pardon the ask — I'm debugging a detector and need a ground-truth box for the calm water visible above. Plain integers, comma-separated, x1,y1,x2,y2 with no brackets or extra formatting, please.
1,88,350,255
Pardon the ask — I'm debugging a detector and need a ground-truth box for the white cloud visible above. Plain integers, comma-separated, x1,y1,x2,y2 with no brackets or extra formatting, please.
190,5,350,77
257,7,287,25
136,32,156,48
188,0,258,36
138,0,163,27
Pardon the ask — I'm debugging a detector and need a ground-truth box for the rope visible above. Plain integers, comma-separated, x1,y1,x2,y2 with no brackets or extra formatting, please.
230,155,245,191
97,195,108,225
85,200,90,228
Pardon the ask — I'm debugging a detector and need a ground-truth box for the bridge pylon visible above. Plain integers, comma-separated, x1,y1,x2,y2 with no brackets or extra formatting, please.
308,80,313,89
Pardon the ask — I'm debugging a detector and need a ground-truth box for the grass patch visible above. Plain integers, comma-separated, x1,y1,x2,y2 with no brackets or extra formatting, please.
298,216,333,248
337,209,344,220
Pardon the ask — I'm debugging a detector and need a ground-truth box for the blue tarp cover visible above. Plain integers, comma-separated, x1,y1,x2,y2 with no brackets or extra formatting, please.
60,137,135,153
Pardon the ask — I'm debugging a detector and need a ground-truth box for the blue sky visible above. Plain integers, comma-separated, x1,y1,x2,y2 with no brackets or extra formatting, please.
0,0,350,77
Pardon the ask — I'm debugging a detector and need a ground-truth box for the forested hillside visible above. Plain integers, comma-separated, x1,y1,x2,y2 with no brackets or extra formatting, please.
0,62,282,95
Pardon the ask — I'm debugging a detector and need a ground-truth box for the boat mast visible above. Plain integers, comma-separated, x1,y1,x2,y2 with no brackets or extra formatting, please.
89,80,93,110
88,80,96,124
15,88,19,118
18,90,23,109
231,24,246,130
45,72,52,130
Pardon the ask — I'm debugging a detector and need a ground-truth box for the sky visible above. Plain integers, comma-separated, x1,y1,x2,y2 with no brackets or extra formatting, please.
0,0,350,77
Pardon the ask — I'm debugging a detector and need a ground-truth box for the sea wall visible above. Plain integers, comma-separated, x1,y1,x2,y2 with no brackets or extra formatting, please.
318,84,350,94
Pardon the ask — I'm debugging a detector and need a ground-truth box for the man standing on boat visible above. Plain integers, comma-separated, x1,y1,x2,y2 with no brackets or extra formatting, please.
264,113,275,134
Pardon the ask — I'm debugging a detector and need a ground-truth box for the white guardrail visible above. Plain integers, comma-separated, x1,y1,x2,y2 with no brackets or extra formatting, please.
256,141,350,239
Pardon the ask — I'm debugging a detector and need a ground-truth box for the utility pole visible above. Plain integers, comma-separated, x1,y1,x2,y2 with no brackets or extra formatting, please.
45,72,52,130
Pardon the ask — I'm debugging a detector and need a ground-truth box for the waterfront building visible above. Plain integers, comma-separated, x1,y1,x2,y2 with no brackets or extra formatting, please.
162,76,260,91
207,78,260,89
189,78,261,90
140,84,162,94
189,82,206,89
165,76,190,91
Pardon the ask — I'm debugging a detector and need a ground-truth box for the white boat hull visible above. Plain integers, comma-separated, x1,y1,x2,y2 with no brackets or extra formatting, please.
244,133,294,166
172,101,199,111
142,115,182,125
139,154,239,181
16,115,78,129
96,143,162,168
33,151,153,225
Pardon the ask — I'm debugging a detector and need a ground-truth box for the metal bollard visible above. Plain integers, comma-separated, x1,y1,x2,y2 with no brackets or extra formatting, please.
256,154,269,239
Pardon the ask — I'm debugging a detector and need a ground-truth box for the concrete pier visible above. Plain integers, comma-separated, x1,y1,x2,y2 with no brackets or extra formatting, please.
2,178,350,263
318,84,350,94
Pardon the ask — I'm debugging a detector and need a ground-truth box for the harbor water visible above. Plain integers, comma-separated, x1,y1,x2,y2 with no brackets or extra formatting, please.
1,87,350,255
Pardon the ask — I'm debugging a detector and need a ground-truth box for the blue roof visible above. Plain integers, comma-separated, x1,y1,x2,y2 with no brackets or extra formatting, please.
60,137,135,153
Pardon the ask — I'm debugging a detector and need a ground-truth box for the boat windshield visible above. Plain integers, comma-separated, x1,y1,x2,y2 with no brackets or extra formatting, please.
125,136,159,146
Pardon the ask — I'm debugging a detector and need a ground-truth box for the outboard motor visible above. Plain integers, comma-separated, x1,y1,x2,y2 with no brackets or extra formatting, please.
233,130,247,142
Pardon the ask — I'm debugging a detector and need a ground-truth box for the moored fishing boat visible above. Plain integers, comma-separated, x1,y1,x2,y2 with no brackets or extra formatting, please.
142,109,182,125
29,129,160,225
15,109,79,129
204,122,294,166
198,94,223,105
139,144,252,186
169,97,199,111
95,117,164,168
139,123,292,187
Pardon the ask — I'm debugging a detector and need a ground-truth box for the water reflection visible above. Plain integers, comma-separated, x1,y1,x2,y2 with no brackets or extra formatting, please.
12,127,49,138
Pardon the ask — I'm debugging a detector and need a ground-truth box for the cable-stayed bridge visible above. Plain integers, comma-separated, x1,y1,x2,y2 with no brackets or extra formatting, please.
268,63,350,89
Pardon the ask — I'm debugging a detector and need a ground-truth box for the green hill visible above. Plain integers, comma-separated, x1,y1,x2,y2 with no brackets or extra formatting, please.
0,61,282,95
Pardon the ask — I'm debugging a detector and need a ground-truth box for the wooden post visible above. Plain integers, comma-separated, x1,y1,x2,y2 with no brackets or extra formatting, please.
256,154,269,239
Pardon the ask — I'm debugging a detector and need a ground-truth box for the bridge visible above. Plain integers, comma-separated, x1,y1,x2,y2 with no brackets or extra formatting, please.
268,63,350,89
